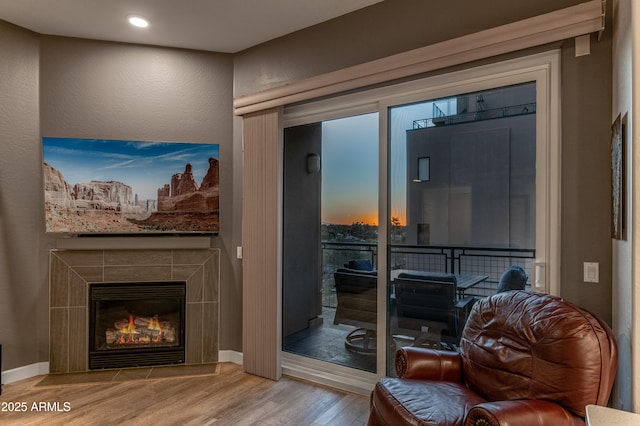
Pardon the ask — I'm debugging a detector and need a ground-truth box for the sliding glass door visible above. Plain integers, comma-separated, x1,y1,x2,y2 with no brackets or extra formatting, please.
281,51,560,384
282,113,379,374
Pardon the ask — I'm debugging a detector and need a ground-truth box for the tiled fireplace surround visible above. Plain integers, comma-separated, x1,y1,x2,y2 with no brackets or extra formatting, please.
49,248,219,373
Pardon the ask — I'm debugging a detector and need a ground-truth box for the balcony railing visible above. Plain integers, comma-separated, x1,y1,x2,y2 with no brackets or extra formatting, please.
390,244,536,297
412,102,536,129
322,242,535,307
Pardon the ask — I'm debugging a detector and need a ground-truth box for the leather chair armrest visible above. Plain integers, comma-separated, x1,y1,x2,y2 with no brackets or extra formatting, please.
465,400,577,426
395,347,463,381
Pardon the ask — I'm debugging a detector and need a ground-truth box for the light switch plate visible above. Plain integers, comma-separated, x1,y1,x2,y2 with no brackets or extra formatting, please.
584,262,599,283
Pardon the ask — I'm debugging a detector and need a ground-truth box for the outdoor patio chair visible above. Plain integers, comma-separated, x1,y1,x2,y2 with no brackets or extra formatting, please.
393,273,475,346
333,269,377,353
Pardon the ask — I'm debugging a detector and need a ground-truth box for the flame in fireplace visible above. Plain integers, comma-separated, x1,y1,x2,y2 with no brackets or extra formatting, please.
148,315,162,331
104,313,176,348
115,314,140,344
148,315,163,342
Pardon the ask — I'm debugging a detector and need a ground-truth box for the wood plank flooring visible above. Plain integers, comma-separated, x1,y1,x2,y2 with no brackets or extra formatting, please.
0,363,370,425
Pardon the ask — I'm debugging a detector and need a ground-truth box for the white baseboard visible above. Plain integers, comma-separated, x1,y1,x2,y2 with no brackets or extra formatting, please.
218,350,243,365
2,362,50,386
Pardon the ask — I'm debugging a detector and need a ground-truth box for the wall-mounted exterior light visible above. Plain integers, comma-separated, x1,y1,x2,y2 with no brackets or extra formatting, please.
306,153,321,173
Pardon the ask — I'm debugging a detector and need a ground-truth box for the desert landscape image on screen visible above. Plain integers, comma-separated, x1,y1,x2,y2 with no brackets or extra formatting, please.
42,138,219,234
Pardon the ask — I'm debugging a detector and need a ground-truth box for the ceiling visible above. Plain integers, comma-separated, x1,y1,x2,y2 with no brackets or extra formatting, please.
0,0,382,53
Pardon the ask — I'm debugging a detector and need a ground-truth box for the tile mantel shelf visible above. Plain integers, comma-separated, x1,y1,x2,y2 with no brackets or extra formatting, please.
49,248,220,373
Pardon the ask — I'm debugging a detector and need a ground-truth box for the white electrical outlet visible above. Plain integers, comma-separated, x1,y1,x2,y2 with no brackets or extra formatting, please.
583,262,599,283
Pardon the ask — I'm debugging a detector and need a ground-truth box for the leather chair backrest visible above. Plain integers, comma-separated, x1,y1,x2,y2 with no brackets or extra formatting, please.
460,291,617,418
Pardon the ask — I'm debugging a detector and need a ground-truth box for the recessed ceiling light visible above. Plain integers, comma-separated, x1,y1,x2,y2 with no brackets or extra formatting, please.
128,15,149,28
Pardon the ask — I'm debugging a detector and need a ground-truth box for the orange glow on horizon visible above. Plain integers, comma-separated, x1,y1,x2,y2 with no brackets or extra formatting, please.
355,213,378,226
322,212,406,227
323,213,377,226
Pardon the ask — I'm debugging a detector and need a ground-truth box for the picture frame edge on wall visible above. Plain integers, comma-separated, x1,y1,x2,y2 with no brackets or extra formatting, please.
611,113,624,240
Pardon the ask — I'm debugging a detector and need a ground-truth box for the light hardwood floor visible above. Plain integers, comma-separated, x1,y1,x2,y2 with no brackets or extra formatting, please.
0,363,371,425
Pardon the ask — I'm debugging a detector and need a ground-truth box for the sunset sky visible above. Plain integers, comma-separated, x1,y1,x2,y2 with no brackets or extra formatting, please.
321,113,379,225
320,101,436,226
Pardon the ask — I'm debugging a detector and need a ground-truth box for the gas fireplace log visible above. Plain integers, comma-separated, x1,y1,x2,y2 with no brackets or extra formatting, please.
114,319,130,330
139,328,161,338
134,317,156,327
106,329,118,344
163,328,176,343
104,325,176,344
114,316,164,330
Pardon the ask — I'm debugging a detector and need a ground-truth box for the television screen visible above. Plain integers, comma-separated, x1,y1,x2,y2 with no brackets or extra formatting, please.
42,137,219,235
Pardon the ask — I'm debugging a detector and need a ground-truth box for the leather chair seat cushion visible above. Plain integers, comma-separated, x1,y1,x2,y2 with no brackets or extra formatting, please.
372,378,486,425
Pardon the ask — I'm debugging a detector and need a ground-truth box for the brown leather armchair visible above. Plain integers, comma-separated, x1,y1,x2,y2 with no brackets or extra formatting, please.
368,291,618,426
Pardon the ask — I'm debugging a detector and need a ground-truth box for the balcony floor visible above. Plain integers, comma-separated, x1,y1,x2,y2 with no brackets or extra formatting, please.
283,307,377,373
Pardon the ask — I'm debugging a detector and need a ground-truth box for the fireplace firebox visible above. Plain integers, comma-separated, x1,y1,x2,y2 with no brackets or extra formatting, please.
89,281,186,370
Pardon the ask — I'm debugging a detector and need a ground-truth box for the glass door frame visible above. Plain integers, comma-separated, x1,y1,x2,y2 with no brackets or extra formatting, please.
282,49,561,383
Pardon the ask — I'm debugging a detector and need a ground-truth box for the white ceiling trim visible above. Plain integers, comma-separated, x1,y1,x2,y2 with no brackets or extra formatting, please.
234,0,605,115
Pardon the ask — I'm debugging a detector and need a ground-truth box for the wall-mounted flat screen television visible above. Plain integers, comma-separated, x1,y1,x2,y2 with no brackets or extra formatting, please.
42,137,219,235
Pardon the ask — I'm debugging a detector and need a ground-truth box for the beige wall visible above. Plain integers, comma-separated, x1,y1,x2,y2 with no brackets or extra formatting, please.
0,21,41,370
559,10,613,323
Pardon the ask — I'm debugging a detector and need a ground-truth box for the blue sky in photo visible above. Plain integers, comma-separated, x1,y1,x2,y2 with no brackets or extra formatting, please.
42,138,219,201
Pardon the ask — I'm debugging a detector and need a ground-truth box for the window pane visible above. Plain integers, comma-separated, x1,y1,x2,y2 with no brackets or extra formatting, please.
387,83,537,375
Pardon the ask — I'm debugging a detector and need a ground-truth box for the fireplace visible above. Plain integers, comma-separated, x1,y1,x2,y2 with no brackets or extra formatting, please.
50,248,219,373
89,281,186,370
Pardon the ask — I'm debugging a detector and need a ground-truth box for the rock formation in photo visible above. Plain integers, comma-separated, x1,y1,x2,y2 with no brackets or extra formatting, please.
42,156,219,233
157,158,219,213
73,180,140,213
137,157,220,232
43,162,76,209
